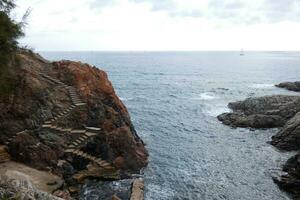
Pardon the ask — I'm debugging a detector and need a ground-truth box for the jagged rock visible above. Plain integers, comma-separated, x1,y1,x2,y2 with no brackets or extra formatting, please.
271,112,300,150
73,164,120,183
217,95,300,128
276,81,300,92
81,179,133,200
273,153,300,199
0,166,63,200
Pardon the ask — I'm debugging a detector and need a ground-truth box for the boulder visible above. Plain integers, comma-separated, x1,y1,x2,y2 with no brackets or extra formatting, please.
276,81,300,92
271,112,300,150
273,153,300,199
218,95,300,128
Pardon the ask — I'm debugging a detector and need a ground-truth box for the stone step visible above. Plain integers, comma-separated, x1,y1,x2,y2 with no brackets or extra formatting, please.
65,149,113,169
81,135,88,139
74,139,83,144
0,146,10,163
75,103,86,106
72,141,80,146
85,132,98,137
41,77,56,85
71,130,86,134
65,149,75,153
77,137,85,142
42,124,52,128
86,127,101,132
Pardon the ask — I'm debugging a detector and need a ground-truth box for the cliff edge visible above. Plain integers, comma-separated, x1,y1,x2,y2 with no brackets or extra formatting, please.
0,51,148,199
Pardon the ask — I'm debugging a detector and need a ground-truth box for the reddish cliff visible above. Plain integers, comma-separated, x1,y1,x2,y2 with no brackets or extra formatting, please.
0,51,148,196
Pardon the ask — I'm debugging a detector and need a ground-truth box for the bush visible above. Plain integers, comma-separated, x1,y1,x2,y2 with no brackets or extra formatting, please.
0,0,27,96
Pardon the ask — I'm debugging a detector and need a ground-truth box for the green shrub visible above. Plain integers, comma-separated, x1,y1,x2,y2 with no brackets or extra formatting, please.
0,0,27,96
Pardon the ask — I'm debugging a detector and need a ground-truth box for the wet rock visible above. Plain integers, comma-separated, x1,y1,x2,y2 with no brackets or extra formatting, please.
276,81,300,92
81,179,133,200
273,153,300,199
217,95,300,128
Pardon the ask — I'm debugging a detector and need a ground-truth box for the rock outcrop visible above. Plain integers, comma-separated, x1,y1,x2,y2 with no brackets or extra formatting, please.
273,153,300,198
276,81,300,92
218,86,300,199
271,112,300,150
217,95,300,128
0,51,148,199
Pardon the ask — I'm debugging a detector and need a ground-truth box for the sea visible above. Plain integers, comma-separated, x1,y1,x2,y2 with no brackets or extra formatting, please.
41,51,300,200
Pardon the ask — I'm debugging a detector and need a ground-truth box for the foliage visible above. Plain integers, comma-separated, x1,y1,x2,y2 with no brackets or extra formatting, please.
0,0,28,96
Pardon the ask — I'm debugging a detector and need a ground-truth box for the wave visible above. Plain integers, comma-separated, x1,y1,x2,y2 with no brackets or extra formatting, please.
198,92,218,100
204,106,230,117
119,97,134,101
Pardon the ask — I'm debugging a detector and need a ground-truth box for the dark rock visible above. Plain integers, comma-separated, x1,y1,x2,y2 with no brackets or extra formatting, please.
271,112,300,150
81,179,133,200
218,95,300,128
276,81,300,92
273,153,300,199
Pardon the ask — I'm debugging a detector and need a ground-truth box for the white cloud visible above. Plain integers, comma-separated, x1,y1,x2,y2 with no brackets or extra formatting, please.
14,0,300,51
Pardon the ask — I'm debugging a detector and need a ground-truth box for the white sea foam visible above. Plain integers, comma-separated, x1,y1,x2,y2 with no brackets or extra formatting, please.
119,97,134,101
196,92,218,100
203,105,231,117
249,83,274,89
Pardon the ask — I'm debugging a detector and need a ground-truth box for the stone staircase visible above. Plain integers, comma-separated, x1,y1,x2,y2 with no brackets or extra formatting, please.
0,145,11,163
3,68,115,171
4,130,26,146
64,149,114,170
38,70,115,170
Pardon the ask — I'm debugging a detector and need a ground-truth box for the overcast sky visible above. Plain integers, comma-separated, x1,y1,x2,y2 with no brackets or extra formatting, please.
15,0,300,51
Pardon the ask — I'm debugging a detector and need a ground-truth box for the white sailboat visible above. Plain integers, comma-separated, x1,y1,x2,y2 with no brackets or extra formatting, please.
240,49,244,56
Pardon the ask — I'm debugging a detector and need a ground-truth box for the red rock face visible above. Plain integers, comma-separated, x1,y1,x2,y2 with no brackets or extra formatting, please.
52,60,148,171
53,61,128,116
1,52,147,176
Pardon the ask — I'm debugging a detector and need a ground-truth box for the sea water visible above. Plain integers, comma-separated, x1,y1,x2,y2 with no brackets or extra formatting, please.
41,51,300,200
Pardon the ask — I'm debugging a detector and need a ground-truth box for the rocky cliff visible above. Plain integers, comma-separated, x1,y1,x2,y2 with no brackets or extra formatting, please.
0,51,148,199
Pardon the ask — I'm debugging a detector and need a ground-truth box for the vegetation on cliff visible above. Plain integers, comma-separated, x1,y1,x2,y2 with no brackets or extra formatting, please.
0,0,28,96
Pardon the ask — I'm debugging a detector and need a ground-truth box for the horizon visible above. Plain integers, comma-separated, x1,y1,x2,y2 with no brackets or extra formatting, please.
38,50,300,52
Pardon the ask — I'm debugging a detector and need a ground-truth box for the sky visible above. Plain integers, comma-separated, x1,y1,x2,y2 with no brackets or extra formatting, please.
15,0,300,51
